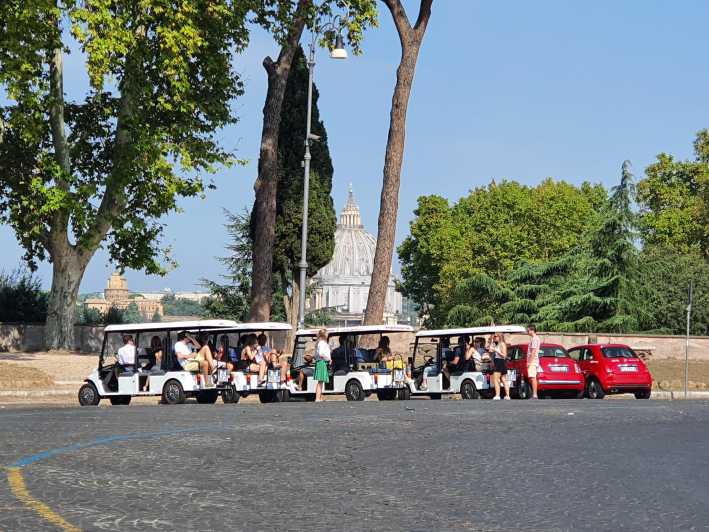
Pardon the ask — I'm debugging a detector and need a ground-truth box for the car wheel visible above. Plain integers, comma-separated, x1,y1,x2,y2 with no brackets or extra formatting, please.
345,380,365,401
397,387,411,401
78,383,100,406
634,389,651,400
586,379,605,399
429,393,441,400
517,380,532,400
161,380,186,405
109,395,131,406
195,390,219,404
222,386,240,404
460,380,480,400
259,390,274,403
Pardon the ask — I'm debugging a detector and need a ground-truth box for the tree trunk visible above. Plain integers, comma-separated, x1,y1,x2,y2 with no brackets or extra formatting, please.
250,2,309,321
364,0,433,325
44,246,90,350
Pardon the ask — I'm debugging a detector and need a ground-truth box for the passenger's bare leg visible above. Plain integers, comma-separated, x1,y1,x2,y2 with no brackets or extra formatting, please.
259,361,266,382
493,372,501,398
198,346,216,372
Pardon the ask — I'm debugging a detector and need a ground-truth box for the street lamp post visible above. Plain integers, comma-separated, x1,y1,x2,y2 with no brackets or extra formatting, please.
297,24,347,329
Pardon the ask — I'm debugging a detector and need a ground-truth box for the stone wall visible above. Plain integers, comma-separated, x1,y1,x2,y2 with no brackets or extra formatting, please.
1,323,707,360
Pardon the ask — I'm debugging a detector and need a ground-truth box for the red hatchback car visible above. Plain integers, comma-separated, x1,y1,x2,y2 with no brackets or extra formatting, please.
567,344,653,399
508,343,585,399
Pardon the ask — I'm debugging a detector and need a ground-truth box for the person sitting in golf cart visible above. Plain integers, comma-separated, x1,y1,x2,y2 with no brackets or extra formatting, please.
375,336,392,365
294,352,315,391
174,331,214,386
331,335,351,373
242,334,267,385
268,351,289,385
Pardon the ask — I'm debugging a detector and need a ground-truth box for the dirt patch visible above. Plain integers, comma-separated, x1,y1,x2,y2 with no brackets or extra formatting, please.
0,361,53,389
646,359,709,390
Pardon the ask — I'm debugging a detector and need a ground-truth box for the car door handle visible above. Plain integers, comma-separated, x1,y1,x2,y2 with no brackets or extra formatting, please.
589,361,598,364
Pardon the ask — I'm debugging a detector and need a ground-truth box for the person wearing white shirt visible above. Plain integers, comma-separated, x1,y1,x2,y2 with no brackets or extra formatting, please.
313,329,331,402
174,331,214,387
117,335,136,367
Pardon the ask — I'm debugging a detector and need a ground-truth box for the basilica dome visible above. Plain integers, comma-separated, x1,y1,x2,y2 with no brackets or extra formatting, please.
315,190,379,280
309,186,402,322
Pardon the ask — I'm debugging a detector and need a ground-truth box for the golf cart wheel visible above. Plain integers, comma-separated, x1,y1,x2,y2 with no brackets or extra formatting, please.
429,393,441,400
517,380,532,400
460,380,480,400
222,386,240,404
161,379,186,405
345,380,365,401
258,390,274,403
195,390,219,404
272,389,290,402
376,390,395,401
586,379,605,399
78,383,100,406
634,389,651,400
397,387,411,401
109,395,131,406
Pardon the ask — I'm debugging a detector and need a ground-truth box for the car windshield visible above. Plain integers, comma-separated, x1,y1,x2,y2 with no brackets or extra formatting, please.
539,347,568,358
602,347,637,359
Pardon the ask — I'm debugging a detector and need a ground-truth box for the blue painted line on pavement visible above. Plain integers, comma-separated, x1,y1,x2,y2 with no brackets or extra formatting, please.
10,426,220,468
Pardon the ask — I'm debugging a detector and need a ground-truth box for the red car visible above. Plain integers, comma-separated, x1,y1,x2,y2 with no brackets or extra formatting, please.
567,344,652,399
508,343,585,399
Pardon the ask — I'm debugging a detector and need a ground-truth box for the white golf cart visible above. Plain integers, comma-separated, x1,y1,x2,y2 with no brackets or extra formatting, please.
77,320,289,406
205,322,292,403
287,325,415,402
387,325,526,400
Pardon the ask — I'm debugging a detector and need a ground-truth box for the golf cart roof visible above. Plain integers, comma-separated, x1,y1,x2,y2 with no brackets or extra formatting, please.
197,322,292,333
415,325,527,338
296,324,415,337
104,319,241,333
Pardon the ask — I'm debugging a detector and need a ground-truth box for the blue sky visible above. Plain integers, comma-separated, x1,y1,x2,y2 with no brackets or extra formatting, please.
2,0,709,292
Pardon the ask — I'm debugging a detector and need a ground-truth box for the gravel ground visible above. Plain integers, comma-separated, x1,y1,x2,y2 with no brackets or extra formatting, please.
1,400,708,531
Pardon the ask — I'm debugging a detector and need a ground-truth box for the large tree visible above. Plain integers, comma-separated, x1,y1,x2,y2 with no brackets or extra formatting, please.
0,0,250,349
249,0,377,321
269,45,336,329
637,130,709,260
364,0,433,325
398,179,607,326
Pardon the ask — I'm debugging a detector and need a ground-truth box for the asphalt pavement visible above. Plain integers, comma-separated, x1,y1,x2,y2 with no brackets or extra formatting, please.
1,399,708,531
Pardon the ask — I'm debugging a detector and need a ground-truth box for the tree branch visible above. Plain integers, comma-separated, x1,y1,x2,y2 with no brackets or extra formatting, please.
48,46,71,181
413,0,433,37
381,0,413,46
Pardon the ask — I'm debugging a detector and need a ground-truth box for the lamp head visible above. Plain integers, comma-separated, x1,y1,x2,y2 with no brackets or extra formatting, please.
330,34,347,59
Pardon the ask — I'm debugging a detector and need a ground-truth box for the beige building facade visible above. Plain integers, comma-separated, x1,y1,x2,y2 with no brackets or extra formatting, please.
84,273,163,319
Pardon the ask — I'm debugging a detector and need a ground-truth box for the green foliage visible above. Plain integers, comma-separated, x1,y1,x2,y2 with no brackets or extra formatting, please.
202,209,288,322
151,310,162,323
0,0,250,271
637,130,709,259
0,269,48,323
398,180,607,326
305,308,332,326
74,306,103,326
251,1,378,54
104,307,126,325
634,248,709,335
202,210,253,322
160,293,204,317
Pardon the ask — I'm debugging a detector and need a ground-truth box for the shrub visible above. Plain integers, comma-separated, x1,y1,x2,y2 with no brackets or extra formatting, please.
0,269,48,323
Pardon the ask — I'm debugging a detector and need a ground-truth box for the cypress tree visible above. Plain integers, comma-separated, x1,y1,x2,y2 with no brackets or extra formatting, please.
270,45,337,326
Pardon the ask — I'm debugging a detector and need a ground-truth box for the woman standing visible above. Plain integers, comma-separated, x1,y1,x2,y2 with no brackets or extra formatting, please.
490,332,510,400
313,329,331,402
